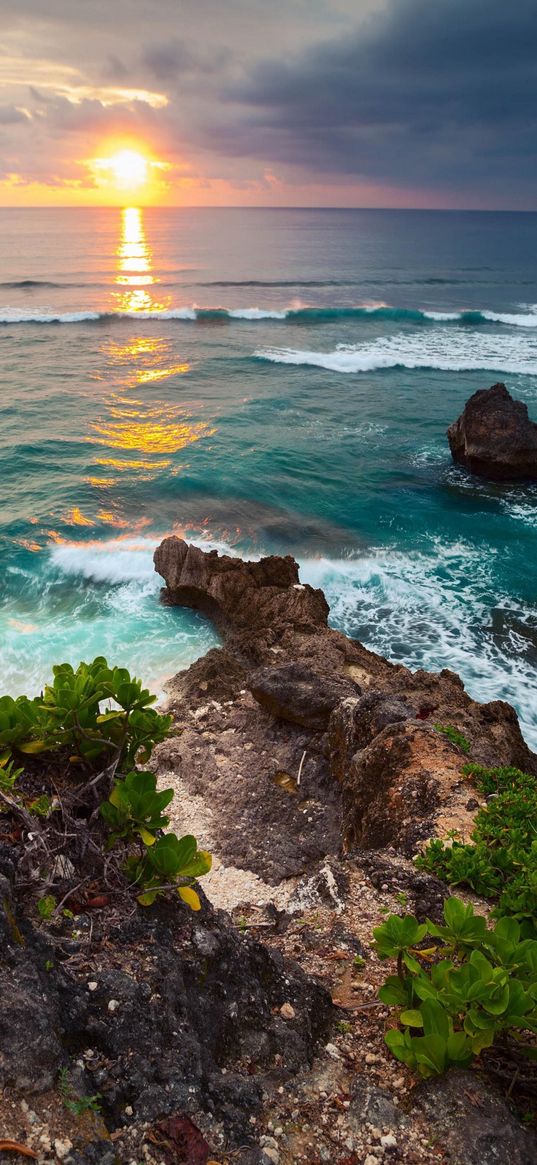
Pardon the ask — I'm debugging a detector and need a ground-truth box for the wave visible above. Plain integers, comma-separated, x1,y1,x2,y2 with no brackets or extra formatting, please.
49,532,239,585
300,544,537,749
1,303,537,327
256,328,537,375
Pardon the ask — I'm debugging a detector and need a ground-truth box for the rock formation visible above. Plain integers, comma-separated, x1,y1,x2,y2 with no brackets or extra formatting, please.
154,538,537,858
447,382,537,480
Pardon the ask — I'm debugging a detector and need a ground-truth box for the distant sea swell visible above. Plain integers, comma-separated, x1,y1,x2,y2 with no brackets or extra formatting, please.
1,303,537,327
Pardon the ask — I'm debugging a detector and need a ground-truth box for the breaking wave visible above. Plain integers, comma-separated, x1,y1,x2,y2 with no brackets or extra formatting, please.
300,544,537,749
1,303,537,327
256,328,537,375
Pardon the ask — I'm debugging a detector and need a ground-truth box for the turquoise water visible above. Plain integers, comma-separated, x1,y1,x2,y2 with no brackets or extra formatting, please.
0,207,536,743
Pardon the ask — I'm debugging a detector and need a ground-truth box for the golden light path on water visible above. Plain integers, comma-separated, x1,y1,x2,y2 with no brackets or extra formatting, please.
80,208,217,521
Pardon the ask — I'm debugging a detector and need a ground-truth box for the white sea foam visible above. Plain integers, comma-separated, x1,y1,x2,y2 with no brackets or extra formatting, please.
481,308,537,327
50,537,159,584
49,531,240,586
299,544,537,749
227,307,288,320
0,310,102,323
256,328,537,375
1,301,537,327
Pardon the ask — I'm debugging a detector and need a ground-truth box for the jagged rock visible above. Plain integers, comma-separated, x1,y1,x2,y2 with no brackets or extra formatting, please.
448,382,537,480
155,539,536,877
411,1068,537,1164
328,692,414,781
339,722,479,853
250,662,361,730
0,867,332,1152
154,536,329,646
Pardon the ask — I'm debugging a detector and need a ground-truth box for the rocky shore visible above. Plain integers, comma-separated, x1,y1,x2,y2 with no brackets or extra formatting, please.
1,535,536,1165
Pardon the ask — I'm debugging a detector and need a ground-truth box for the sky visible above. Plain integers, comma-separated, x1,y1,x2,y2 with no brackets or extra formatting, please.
0,0,536,208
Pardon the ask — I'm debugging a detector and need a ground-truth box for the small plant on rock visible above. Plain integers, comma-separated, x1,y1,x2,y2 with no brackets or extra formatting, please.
416,764,537,936
125,832,212,909
0,657,211,917
374,897,537,1077
100,770,174,846
433,723,471,754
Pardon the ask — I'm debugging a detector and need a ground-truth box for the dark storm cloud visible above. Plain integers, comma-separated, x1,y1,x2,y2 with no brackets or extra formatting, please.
216,0,537,195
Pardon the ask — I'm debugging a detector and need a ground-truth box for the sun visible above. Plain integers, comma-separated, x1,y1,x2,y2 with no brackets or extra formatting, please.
108,150,149,189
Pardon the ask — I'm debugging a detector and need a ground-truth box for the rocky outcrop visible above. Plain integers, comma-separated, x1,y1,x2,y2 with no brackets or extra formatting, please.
412,1069,537,1165
250,662,361,731
155,539,537,867
448,382,537,480
0,849,331,1163
154,536,329,648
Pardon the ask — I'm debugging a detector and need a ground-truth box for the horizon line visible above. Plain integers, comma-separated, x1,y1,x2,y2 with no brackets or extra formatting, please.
1,203,537,213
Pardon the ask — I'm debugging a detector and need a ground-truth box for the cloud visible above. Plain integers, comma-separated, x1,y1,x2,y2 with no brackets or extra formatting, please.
0,0,535,205
0,103,31,124
210,0,537,198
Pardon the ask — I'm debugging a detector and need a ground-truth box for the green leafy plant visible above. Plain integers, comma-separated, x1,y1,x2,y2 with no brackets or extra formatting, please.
28,794,52,818
100,770,174,846
0,758,23,794
0,657,211,916
374,898,537,1077
37,895,57,920
125,832,212,908
0,657,171,771
433,723,471,754
417,765,537,935
58,1068,102,1116
0,694,46,765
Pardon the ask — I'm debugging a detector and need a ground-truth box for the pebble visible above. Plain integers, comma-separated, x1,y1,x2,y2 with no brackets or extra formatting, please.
280,1002,295,1020
381,1134,398,1150
364,1156,379,1165
365,1053,379,1064
88,981,98,991
54,1139,73,1160
325,1043,340,1059
108,999,120,1012
261,1149,280,1165
125,1105,133,1116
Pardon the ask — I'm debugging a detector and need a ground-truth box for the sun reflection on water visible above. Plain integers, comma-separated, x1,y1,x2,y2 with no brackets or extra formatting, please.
113,207,172,314
78,208,218,524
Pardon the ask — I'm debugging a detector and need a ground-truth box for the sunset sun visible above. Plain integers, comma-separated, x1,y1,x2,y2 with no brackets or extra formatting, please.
107,150,148,189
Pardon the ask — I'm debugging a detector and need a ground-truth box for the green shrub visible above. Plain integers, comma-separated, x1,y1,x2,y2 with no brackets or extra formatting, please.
100,770,174,846
0,758,23,794
0,657,172,771
0,657,210,915
125,832,212,908
433,723,471,754
374,897,537,1077
416,765,537,935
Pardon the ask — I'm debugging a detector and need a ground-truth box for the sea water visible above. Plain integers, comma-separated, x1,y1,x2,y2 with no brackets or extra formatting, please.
0,207,536,744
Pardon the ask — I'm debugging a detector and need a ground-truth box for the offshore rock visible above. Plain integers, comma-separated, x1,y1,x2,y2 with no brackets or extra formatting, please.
448,382,537,480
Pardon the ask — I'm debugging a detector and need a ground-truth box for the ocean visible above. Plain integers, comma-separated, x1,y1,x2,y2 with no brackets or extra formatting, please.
0,206,536,746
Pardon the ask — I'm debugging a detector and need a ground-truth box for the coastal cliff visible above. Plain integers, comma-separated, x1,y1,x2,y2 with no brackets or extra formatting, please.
1,538,536,1165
